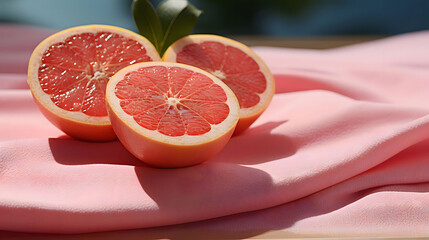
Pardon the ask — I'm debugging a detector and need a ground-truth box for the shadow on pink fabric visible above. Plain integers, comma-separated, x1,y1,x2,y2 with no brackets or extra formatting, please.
1,24,429,238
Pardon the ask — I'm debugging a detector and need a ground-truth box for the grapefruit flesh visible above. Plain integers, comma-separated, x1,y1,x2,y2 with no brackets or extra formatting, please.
163,35,275,134
106,62,239,168
28,25,160,141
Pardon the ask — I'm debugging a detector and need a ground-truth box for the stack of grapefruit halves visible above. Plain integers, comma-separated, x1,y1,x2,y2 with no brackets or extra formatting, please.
27,25,275,167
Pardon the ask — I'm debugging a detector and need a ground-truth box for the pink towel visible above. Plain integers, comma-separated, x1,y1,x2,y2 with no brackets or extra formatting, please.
1,24,429,237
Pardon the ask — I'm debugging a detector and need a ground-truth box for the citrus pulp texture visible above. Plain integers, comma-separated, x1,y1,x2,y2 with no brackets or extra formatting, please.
27,25,160,141
163,35,275,134
106,62,239,168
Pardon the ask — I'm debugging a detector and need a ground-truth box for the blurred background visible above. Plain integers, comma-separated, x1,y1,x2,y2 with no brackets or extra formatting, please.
1,0,429,47
2,0,429,35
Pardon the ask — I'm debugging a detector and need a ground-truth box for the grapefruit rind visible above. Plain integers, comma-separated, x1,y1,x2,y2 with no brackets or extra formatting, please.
27,24,160,141
162,34,275,121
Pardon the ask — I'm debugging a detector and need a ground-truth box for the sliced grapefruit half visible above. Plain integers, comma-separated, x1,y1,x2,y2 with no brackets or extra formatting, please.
106,62,239,168
27,24,160,141
162,34,275,134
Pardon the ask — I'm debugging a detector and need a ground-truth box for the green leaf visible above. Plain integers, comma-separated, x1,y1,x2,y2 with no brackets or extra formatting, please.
156,0,202,56
132,0,164,53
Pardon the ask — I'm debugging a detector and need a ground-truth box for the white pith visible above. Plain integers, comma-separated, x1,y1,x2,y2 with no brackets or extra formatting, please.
212,70,226,80
163,35,276,119
106,62,240,146
27,25,161,125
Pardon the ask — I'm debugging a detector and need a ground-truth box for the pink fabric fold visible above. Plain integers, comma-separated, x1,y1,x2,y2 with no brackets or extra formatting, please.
1,24,429,237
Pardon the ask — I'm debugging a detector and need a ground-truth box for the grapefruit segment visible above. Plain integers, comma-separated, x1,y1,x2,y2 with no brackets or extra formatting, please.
28,25,160,141
106,62,239,168
163,35,275,134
